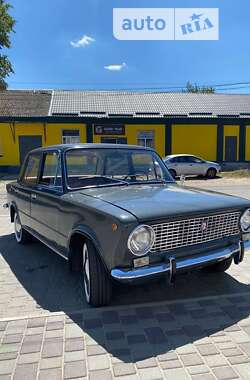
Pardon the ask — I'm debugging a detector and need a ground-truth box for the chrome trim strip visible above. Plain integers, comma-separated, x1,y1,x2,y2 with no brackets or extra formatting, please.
111,243,240,281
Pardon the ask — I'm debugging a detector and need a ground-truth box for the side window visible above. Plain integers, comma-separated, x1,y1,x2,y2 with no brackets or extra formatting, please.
21,154,41,186
179,156,189,163
39,152,62,188
187,156,202,163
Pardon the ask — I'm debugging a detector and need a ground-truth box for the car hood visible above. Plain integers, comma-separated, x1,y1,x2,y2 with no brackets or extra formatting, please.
207,161,219,166
81,184,250,222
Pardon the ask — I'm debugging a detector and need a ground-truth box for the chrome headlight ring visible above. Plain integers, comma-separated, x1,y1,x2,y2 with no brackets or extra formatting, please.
240,208,250,232
128,225,155,256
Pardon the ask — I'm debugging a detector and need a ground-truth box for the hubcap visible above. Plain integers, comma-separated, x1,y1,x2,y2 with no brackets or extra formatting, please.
14,214,22,242
82,243,90,303
208,169,215,178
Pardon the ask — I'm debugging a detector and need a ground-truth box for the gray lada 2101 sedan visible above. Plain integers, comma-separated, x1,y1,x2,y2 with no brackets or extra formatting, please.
5,144,250,306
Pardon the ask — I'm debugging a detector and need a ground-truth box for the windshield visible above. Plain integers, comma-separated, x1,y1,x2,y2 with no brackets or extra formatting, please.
65,148,174,189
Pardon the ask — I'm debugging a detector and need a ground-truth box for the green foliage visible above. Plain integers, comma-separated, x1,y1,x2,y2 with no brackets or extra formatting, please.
184,81,215,94
0,0,15,90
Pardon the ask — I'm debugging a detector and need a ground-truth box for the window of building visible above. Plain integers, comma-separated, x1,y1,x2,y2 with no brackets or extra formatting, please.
21,153,41,186
39,152,62,188
137,131,155,149
62,130,80,144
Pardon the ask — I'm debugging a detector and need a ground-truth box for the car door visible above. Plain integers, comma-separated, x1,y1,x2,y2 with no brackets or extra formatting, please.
14,152,42,229
30,151,65,255
186,156,206,175
174,156,191,176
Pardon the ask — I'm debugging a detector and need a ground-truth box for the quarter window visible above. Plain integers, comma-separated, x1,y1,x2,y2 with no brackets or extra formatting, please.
62,130,80,144
39,152,62,188
22,154,41,186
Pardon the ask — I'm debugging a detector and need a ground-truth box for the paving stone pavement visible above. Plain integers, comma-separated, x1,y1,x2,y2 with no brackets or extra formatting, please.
1,180,250,379
1,297,250,379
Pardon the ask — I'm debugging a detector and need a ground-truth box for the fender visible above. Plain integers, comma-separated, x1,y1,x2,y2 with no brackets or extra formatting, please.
67,224,109,271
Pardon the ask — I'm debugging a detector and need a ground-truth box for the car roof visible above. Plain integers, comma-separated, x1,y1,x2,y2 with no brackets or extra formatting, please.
30,143,155,154
165,154,198,158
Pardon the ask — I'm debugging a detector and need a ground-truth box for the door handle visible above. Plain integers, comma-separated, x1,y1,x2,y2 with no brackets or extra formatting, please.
31,194,37,200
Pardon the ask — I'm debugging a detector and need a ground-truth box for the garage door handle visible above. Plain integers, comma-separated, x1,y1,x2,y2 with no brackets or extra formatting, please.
31,194,37,200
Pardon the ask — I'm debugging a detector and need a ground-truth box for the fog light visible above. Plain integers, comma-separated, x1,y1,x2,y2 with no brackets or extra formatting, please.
133,256,149,268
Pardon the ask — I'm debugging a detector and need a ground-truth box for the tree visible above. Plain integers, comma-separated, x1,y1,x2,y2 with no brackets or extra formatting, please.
184,81,215,94
0,0,15,90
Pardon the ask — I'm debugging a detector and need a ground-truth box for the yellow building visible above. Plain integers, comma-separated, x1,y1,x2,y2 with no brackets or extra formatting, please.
0,90,249,172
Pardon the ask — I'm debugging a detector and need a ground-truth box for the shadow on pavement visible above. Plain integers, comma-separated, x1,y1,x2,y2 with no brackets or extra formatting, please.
1,232,250,362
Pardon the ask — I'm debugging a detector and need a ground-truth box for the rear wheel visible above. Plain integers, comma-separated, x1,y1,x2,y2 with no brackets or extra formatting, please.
82,240,112,306
169,169,177,179
14,212,31,244
203,257,232,272
206,168,217,179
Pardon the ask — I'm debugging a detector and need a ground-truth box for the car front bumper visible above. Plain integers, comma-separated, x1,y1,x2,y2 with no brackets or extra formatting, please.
111,240,250,283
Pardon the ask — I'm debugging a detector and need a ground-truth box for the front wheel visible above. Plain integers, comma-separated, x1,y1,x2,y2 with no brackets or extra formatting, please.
14,213,31,244
206,168,217,179
202,257,232,272
82,241,112,306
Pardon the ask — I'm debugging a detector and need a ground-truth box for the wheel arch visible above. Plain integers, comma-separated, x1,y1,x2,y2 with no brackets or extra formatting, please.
68,226,108,273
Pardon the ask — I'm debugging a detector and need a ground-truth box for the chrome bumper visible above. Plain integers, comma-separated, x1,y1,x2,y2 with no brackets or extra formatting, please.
111,241,249,283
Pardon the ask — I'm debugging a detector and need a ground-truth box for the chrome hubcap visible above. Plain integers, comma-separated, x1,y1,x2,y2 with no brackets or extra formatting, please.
14,214,22,242
82,243,90,303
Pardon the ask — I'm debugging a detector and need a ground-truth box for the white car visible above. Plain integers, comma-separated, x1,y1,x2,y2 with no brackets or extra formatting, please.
163,154,221,179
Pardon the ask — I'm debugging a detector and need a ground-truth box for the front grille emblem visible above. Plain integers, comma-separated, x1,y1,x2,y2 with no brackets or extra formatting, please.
201,220,208,232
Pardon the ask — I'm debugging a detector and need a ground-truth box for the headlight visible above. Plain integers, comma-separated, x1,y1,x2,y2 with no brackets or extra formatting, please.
128,225,155,256
240,209,250,231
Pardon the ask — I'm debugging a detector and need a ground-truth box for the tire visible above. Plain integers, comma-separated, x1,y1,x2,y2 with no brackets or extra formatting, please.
81,240,112,306
206,168,217,179
169,169,177,179
203,257,232,273
14,212,31,244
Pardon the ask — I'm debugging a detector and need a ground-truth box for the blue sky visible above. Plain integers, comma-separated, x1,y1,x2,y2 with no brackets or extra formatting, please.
6,0,250,93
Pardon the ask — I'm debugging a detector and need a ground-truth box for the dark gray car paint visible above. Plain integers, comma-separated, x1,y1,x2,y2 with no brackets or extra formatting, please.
6,144,250,276
81,184,250,222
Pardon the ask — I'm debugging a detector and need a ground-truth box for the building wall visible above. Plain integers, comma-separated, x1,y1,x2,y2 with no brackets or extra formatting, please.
0,122,45,166
45,123,86,146
172,124,217,161
0,120,249,171
245,126,250,161
93,124,166,157
0,122,86,170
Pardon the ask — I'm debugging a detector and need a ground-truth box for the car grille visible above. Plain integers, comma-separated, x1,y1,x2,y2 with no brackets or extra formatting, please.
150,212,241,253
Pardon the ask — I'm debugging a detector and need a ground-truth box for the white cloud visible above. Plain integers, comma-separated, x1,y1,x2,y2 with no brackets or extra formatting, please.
104,62,127,71
70,35,95,48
